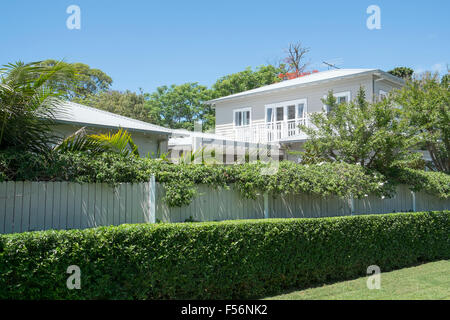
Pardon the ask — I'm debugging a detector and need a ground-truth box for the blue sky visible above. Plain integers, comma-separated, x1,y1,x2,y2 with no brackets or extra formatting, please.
1,0,449,93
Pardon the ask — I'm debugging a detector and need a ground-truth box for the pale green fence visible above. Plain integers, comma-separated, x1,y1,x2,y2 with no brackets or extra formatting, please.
0,180,449,233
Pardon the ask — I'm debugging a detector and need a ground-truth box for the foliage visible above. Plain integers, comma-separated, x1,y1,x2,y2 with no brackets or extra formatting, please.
0,211,448,299
0,61,75,153
300,87,420,172
41,60,112,99
73,90,158,124
3,150,450,207
394,73,450,172
387,166,450,199
211,65,283,99
54,128,139,157
388,67,414,80
145,82,214,131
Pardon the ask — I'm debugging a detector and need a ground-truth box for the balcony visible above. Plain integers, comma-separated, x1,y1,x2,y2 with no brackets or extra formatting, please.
233,118,310,143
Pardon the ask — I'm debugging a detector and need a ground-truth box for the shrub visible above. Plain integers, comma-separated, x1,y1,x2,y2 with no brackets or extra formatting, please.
0,211,448,299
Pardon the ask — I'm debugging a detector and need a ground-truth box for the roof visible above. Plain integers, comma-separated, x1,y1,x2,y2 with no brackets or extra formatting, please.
206,69,404,104
52,101,172,135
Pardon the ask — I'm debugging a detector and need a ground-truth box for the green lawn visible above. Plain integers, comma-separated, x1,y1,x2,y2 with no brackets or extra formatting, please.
265,260,450,300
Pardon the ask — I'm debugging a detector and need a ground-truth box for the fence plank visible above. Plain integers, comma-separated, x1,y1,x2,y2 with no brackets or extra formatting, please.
4,181,16,233
67,183,75,229
106,184,114,226
0,182,6,233
13,181,23,233
29,182,39,231
21,182,31,233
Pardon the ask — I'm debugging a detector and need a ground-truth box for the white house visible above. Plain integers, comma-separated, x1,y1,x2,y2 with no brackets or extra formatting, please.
51,101,172,157
205,68,405,161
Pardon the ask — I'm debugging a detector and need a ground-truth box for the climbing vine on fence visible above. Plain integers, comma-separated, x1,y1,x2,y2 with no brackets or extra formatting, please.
0,150,448,207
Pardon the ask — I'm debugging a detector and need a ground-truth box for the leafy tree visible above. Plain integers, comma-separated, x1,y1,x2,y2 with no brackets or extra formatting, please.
73,90,158,124
300,87,420,172
41,60,112,99
0,61,75,153
211,65,283,98
388,67,414,80
145,83,213,131
394,73,450,172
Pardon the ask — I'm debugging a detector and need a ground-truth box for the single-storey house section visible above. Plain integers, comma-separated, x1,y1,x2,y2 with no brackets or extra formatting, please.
51,101,172,157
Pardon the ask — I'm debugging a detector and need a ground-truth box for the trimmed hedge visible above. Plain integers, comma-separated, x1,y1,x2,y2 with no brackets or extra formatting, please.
0,211,449,299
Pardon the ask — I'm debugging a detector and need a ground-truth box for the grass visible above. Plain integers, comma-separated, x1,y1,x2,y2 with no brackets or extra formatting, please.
265,260,450,300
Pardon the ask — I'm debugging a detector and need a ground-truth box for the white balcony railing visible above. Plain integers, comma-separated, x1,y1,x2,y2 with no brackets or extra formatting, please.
233,118,310,143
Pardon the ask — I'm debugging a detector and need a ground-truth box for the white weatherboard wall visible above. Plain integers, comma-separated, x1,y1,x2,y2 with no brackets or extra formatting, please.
0,181,449,233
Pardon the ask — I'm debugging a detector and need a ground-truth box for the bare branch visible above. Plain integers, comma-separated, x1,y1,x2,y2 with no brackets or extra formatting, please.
283,42,310,73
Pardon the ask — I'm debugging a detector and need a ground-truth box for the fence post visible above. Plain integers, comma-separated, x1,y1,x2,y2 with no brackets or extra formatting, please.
149,175,156,223
264,192,269,219
411,191,416,212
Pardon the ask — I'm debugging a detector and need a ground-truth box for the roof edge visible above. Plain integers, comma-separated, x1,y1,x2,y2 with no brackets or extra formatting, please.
205,69,380,105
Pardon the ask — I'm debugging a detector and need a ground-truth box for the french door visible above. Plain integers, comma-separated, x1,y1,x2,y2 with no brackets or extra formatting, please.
265,99,307,140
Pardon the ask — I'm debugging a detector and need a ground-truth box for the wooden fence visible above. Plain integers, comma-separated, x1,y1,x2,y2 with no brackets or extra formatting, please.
1,180,449,233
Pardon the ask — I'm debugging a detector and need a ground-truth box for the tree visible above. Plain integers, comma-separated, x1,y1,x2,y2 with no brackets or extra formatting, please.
394,73,450,172
300,87,420,172
54,128,139,157
0,61,75,153
282,41,310,74
73,90,158,124
40,60,112,99
211,65,283,99
388,67,414,80
145,83,213,131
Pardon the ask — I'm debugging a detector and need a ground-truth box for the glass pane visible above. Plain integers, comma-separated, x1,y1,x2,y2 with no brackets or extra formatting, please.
276,107,284,121
235,112,242,126
243,111,250,125
266,108,273,122
287,105,295,120
338,96,347,104
297,103,304,118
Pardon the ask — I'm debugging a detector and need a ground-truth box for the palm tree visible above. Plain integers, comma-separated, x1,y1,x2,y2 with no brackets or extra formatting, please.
0,61,75,153
54,127,140,157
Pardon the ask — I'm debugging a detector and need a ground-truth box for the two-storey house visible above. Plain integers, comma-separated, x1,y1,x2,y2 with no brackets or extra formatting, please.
205,69,405,161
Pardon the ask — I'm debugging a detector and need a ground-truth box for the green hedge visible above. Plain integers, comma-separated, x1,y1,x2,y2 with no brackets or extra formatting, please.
0,211,448,299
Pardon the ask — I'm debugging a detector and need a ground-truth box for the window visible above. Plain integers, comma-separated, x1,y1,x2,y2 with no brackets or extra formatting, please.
265,99,307,123
287,105,296,120
233,108,251,127
276,107,284,121
337,95,347,104
266,108,273,123
324,91,351,113
379,90,388,100
297,103,305,118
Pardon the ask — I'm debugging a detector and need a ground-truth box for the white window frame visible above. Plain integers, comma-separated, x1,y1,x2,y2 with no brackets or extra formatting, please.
233,107,252,127
379,90,388,100
323,91,351,112
265,98,308,123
